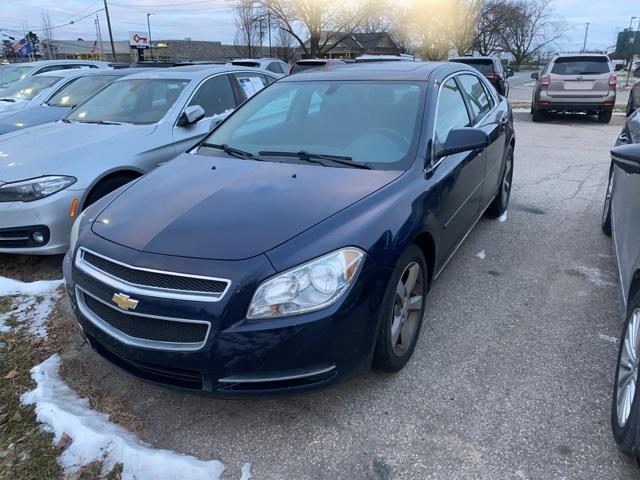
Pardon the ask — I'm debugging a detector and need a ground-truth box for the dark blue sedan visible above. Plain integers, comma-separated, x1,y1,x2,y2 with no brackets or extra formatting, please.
63,62,515,396
602,110,640,459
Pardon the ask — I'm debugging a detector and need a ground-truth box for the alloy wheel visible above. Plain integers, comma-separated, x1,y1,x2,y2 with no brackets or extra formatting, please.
617,309,640,427
502,151,513,205
391,262,424,355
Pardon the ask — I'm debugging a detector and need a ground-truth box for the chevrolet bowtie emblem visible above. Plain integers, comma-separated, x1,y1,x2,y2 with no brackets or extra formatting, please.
112,293,139,311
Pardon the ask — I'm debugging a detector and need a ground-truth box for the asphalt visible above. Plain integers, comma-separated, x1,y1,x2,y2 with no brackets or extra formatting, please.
57,112,639,479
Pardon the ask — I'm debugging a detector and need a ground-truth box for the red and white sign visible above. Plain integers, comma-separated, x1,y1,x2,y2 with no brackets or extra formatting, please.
129,32,149,49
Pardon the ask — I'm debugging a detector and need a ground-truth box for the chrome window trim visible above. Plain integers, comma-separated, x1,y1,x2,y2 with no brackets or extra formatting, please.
429,70,498,173
76,286,211,351
76,247,231,302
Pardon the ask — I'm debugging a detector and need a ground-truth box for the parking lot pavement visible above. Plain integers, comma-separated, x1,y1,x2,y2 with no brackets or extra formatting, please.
57,112,637,479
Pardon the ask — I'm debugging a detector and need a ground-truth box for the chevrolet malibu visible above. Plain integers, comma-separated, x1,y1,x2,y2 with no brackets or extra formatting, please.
0,65,277,253
64,62,515,396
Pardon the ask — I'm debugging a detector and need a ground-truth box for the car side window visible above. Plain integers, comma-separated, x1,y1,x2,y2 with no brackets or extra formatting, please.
188,74,236,117
457,74,492,124
233,72,269,100
267,62,283,74
434,78,470,146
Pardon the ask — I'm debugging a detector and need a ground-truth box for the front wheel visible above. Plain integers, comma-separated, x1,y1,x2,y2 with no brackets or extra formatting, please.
598,110,612,124
486,145,514,218
601,168,613,235
612,292,640,459
373,245,428,372
532,109,545,122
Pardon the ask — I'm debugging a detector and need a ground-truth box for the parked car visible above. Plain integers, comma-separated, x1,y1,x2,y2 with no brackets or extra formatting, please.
627,79,640,117
0,69,143,136
449,56,511,97
0,60,111,92
601,110,640,461
354,54,416,63
0,65,278,254
530,54,616,123
228,58,289,76
288,59,346,74
63,61,515,397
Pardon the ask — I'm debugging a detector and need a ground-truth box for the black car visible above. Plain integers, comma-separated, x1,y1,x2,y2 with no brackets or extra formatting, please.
450,56,512,97
601,110,640,459
64,62,515,397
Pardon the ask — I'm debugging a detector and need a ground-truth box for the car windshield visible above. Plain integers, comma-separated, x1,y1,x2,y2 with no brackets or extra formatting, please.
0,64,34,88
289,62,326,74
452,59,494,74
66,78,189,124
202,80,425,170
46,75,118,107
551,57,610,75
0,75,62,101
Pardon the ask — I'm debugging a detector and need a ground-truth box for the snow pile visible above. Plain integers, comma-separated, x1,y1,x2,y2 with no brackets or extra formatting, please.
498,211,508,223
21,355,226,480
475,250,486,260
0,276,63,337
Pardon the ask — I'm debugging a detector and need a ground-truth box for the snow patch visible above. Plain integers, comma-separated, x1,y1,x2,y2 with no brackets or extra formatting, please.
475,250,486,260
498,211,508,223
0,276,63,337
21,355,226,480
240,463,252,480
598,334,618,345
573,266,615,288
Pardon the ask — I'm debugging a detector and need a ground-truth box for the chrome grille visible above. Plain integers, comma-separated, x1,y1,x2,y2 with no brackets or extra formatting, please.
76,248,230,302
76,287,210,351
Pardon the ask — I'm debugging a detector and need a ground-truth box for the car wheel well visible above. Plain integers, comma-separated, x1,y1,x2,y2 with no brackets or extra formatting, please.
629,270,640,311
413,232,435,285
82,170,141,209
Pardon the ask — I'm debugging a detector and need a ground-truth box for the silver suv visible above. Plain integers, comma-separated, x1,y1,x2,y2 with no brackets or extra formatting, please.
531,54,616,123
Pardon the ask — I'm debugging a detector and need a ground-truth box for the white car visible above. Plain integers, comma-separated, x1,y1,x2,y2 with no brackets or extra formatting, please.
228,58,289,76
0,60,111,92
0,65,278,254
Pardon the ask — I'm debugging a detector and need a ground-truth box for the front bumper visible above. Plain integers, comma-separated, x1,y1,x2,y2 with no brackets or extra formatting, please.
63,237,387,397
0,188,83,255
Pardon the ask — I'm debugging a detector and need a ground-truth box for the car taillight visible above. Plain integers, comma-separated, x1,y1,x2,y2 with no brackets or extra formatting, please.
609,74,617,89
539,74,550,89
485,72,502,80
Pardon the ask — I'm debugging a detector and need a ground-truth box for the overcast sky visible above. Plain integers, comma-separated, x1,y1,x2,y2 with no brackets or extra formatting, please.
0,0,638,52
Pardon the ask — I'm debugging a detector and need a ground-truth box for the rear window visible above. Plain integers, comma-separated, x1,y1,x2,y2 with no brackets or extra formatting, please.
289,62,326,74
231,61,260,68
551,57,610,75
451,59,494,74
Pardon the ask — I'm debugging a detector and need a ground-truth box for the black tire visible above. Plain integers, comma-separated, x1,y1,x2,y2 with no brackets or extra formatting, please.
601,167,613,236
628,93,635,117
531,109,545,122
373,245,428,372
486,144,514,218
612,291,640,457
83,174,137,209
598,110,612,124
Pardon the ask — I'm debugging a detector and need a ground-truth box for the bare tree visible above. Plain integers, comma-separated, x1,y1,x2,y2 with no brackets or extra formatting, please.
356,0,391,34
388,7,413,54
409,0,450,60
474,0,509,56
41,12,55,60
274,21,296,62
233,0,261,58
258,0,375,58
496,0,566,68
448,0,481,56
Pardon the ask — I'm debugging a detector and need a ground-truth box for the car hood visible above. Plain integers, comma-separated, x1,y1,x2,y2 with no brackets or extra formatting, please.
92,153,403,260
0,122,157,182
0,105,69,135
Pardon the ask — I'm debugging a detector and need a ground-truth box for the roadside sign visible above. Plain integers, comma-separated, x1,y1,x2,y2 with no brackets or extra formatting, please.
129,32,149,49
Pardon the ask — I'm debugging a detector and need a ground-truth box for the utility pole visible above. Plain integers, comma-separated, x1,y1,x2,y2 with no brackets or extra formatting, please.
147,13,155,61
96,14,105,61
267,10,272,58
581,23,589,53
103,0,117,62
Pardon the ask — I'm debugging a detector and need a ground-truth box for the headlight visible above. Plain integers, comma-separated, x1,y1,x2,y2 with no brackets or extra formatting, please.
0,175,76,202
68,209,87,255
247,247,365,319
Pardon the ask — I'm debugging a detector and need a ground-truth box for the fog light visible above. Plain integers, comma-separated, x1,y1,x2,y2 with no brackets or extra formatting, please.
32,232,45,244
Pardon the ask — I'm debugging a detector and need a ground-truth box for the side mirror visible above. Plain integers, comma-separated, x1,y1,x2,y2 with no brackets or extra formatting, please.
178,105,205,127
530,72,539,80
441,128,490,156
611,144,640,175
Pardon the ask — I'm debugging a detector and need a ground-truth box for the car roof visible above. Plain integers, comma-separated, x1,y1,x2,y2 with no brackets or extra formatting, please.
8,60,111,68
33,68,124,79
282,61,465,81
552,53,610,60
450,56,495,61
115,64,275,81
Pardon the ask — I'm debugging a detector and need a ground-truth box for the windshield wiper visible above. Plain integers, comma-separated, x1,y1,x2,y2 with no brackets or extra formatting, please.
0,98,16,103
258,150,371,169
202,143,257,160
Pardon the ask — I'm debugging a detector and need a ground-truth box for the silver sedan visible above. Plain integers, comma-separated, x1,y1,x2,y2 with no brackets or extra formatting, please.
0,65,278,254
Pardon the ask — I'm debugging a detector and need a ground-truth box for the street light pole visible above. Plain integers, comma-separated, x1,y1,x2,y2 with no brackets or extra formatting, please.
581,23,589,53
626,16,639,87
103,0,117,62
147,13,155,61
